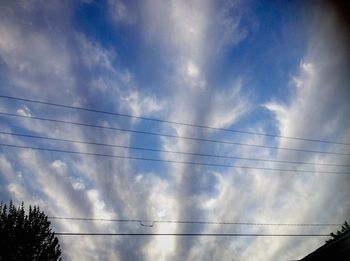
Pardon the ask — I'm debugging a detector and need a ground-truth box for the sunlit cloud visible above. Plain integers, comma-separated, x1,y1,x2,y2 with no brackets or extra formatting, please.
0,1,349,260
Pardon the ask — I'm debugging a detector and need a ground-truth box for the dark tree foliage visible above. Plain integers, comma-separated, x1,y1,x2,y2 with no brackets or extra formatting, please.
326,221,350,244
0,201,61,261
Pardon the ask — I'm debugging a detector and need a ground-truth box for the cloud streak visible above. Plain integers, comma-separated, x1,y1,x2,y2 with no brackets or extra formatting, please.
0,1,349,260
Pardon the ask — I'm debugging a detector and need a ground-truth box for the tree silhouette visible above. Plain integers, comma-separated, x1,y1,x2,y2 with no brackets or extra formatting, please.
0,201,62,261
326,221,350,244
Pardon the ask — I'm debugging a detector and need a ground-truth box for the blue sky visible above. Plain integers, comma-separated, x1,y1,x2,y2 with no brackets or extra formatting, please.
0,0,349,260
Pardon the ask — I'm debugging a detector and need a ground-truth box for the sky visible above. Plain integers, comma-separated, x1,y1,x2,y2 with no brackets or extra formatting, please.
0,0,349,260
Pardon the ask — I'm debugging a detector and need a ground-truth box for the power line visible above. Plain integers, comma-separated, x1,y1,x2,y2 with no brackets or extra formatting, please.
1,143,349,175
1,112,349,156
2,131,348,168
48,216,342,227
1,94,348,146
55,232,329,237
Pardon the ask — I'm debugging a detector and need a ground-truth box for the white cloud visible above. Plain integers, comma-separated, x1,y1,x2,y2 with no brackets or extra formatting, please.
137,2,251,259
87,189,110,216
108,0,136,25
0,18,73,95
0,155,16,182
0,2,159,259
0,1,349,260
259,4,350,259
16,106,32,117
77,33,115,70
208,81,250,128
122,90,163,117
71,179,86,191
186,61,200,78
51,160,67,174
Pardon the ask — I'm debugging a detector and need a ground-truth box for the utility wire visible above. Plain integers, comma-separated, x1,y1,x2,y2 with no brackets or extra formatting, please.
48,216,342,227
1,94,348,146
1,131,349,168
1,112,349,156
1,143,349,175
55,232,329,237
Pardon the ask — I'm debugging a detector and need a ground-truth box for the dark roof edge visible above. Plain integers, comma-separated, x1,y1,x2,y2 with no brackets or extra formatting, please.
299,232,350,260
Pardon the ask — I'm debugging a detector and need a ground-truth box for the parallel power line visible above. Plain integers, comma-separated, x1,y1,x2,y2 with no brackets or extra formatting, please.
0,94,349,146
55,233,330,237
1,112,349,156
48,216,342,227
1,131,349,168
1,143,349,175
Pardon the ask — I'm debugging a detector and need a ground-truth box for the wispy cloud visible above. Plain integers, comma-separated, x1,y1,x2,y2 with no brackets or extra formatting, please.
0,1,349,260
